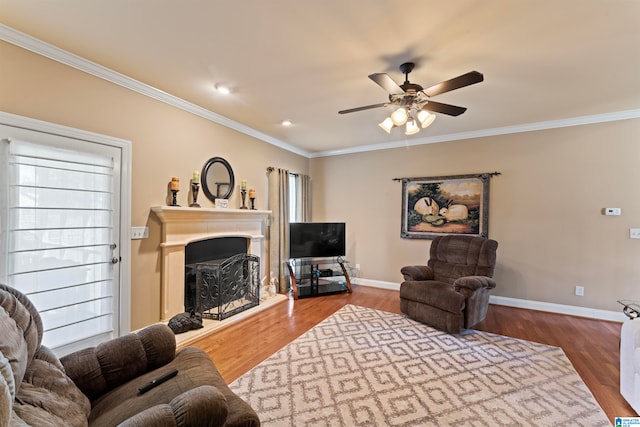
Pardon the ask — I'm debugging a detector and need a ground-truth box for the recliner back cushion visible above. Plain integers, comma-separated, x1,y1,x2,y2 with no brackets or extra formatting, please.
428,235,498,283
0,285,43,373
0,350,14,427
0,296,31,393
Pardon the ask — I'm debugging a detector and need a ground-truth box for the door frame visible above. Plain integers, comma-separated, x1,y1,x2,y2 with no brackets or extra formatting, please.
0,111,132,336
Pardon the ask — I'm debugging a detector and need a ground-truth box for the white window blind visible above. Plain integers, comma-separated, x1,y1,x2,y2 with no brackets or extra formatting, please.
2,138,116,350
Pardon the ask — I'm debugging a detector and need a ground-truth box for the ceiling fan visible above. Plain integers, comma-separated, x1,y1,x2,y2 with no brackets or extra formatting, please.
338,62,483,134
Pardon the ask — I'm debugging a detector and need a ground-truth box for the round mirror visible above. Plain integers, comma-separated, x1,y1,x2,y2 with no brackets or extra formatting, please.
201,157,235,201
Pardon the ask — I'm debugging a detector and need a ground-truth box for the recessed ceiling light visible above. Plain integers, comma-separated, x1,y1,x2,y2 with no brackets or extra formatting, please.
215,84,231,95
281,120,292,126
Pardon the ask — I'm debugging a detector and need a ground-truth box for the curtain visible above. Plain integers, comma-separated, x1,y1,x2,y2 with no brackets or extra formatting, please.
295,174,311,222
267,167,290,293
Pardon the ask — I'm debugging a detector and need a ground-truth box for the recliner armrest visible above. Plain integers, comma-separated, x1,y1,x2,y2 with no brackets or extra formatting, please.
453,276,496,293
400,265,434,281
119,385,229,427
61,324,176,401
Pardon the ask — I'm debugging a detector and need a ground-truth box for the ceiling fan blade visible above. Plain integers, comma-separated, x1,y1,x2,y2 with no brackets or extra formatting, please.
423,71,484,97
422,101,467,116
338,103,388,114
368,73,404,94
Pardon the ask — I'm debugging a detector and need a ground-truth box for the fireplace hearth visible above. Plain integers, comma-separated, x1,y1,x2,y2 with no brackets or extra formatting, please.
151,206,270,321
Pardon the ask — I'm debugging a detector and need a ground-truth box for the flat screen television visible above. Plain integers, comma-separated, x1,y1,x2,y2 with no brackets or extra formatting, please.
289,222,346,259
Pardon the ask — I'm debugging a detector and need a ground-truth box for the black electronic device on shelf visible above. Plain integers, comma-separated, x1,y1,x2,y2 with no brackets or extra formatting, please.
289,222,345,259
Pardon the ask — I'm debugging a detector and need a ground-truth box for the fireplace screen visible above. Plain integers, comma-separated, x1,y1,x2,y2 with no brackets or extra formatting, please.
188,253,260,320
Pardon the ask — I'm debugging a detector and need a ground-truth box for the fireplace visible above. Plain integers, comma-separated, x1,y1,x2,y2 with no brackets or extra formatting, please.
152,206,271,321
185,237,260,320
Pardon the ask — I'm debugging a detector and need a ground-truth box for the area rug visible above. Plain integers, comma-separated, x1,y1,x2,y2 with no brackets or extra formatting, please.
229,304,610,426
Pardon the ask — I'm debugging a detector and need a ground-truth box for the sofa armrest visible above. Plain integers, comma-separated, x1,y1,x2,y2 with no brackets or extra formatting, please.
119,385,229,427
401,265,434,281
453,276,496,296
61,324,176,401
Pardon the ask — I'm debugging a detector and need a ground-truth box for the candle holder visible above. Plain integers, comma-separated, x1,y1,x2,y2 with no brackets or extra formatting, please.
240,189,248,209
250,197,256,210
170,189,180,207
189,181,201,208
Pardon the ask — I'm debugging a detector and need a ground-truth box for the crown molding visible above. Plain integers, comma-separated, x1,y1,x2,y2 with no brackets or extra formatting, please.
309,108,640,158
3,24,639,161
0,24,309,158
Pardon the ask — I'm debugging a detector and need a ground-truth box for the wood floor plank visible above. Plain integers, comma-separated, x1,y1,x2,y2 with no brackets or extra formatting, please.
190,285,637,421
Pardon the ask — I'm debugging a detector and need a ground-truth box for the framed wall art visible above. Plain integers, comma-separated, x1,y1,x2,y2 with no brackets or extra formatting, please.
400,172,493,239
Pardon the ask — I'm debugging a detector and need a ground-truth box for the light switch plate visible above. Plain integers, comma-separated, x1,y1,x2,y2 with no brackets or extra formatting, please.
132,226,149,239
630,228,640,239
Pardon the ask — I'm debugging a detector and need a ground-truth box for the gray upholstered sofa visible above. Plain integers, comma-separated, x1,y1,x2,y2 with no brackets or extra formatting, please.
0,283,260,426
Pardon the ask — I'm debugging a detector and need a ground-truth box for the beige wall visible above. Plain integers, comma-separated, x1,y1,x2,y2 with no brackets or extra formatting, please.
2,39,638,326
0,41,309,329
311,119,640,312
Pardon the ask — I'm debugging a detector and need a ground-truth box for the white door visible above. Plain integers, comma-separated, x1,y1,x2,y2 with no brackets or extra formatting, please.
0,115,130,355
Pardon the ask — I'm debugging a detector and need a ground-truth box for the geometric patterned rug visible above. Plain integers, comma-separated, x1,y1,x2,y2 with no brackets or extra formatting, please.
230,304,611,426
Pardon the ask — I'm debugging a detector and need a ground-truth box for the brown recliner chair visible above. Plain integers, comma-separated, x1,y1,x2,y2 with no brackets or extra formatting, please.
400,235,498,334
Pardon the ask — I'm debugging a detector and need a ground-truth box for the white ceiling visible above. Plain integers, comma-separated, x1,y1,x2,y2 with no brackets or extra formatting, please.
1,1,639,157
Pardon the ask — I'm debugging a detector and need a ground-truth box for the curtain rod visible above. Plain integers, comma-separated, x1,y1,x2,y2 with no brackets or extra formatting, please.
392,171,501,181
266,166,300,176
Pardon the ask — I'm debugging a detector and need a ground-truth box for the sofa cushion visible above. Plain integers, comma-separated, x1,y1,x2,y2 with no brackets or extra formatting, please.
89,347,230,427
0,285,42,366
400,281,465,314
0,350,14,427
0,305,28,397
61,324,177,401
13,347,90,427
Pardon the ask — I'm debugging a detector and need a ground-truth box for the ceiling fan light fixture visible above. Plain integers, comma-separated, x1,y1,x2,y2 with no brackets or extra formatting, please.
417,110,436,128
390,107,408,126
215,84,231,95
405,119,420,135
378,117,394,133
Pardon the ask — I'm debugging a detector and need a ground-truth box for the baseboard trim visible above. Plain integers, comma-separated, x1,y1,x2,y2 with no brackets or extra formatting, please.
352,278,400,291
489,295,627,323
353,278,627,323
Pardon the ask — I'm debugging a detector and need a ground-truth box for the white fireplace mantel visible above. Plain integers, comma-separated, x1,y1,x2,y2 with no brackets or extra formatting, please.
151,206,271,321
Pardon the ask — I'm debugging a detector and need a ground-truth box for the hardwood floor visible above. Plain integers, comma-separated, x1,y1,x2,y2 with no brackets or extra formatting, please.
190,284,637,421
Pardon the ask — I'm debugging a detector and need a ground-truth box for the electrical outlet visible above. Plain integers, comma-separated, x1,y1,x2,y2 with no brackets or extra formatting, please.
131,226,149,240
575,285,584,297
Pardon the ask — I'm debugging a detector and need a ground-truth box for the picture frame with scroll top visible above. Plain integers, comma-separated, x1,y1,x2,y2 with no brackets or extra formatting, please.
401,173,490,239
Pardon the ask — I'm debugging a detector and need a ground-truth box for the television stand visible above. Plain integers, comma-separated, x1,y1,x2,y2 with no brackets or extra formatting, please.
287,257,352,299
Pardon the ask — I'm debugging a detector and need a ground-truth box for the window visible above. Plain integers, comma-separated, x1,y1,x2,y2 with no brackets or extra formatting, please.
289,173,297,222
0,114,131,356
288,172,310,223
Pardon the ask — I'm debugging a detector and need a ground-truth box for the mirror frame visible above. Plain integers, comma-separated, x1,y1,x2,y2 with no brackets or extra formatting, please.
201,156,235,201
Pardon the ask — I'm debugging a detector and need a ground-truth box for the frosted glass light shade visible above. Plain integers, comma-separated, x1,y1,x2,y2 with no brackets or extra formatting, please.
417,110,436,128
378,117,394,133
405,119,420,135
390,108,408,126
